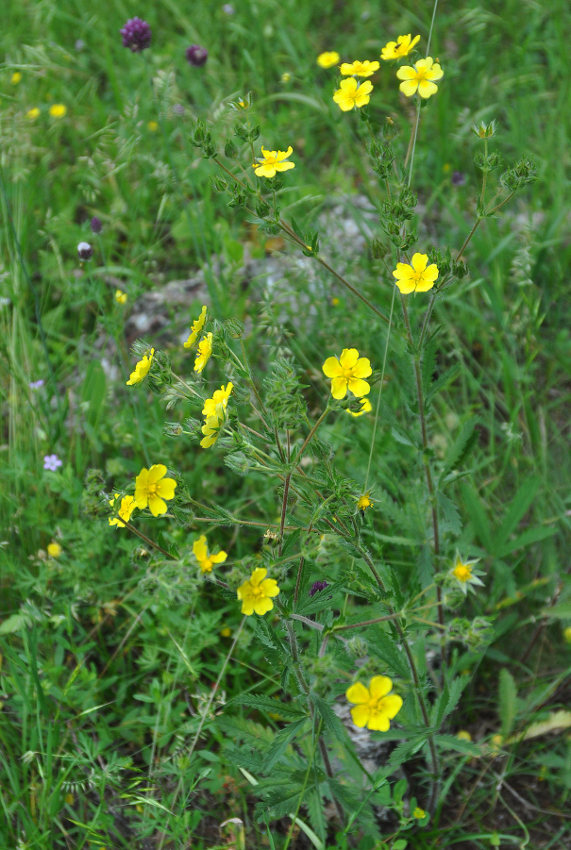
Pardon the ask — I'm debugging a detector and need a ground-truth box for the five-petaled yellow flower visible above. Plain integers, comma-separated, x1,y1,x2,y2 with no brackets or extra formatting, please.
108,493,136,528
346,397,372,417
381,34,420,61
413,807,426,820
453,560,473,583
202,382,233,418
200,415,222,449
193,535,227,573
115,289,127,304
322,348,372,399
27,107,40,120
392,254,439,294
333,77,373,111
396,57,443,99
237,567,280,616
126,348,155,385
194,333,213,373
184,305,207,349
49,104,67,118
47,541,62,558
340,60,380,77
357,492,374,512
253,146,295,178
134,464,177,516
317,51,340,69
11,71,22,84
346,675,403,731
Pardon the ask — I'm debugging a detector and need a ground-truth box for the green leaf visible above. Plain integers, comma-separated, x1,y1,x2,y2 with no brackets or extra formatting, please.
498,668,518,738
442,417,479,476
542,601,571,620
368,629,411,680
262,719,307,772
496,477,540,546
496,524,556,557
81,360,106,428
463,484,492,551
0,612,29,634
228,693,307,721
425,364,461,407
311,693,347,742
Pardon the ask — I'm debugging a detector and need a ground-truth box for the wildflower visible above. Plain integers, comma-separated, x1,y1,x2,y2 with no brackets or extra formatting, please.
26,107,40,120
281,72,291,83
126,348,155,385
115,289,127,304
413,807,426,819
333,77,373,111
322,348,372,399
392,253,439,294
147,120,158,131
252,146,295,178
134,464,177,516
340,60,379,77
396,57,443,99
43,454,63,471
237,567,280,616
202,382,233,418
29,379,44,390
564,626,571,644
11,71,22,84
452,171,466,186
357,492,374,512
450,555,484,594
47,541,62,558
346,397,372,417
194,333,213,373
186,44,208,66
346,675,403,731
49,104,67,118
456,730,472,742
193,535,227,573
183,305,207,349
77,241,93,261
90,216,103,234
309,580,329,597
317,51,340,69
120,17,152,52
381,34,420,61
200,414,222,448
220,627,232,637
453,561,473,583
108,493,136,527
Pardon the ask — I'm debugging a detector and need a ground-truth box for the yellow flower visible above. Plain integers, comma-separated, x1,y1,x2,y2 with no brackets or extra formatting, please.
47,541,62,558
333,77,373,111
396,57,443,99
202,382,233,418
346,397,372,417
134,464,177,516
126,348,155,385
413,807,426,819
220,627,232,637
49,103,67,118
200,414,222,448
392,253,439,294
340,60,380,77
456,730,472,742
281,72,291,83
381,34,420,61
346,675,403,731
237,567,280,616
253,146,295,178
184,305,207,349
115,289,127,304
108,493,136,528
453,561,473,583
357,492,374,512
322,348,372,399
194,333,213,373
147,120,158,131
11,71,22,84
193,535,227,573
27,107,40,120
564,626,571,644
317,51,340,69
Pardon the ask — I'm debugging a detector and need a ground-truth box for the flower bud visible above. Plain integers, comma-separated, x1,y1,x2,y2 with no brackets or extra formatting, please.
186,44,208,67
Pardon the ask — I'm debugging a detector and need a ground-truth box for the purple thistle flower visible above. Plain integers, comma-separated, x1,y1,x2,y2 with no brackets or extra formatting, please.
452,171,466,186
44,454,63,471
309,580,329,597
186,44,208,67
120,17,152,53
90,216,103,234
77,241,93,261
29,379,45,390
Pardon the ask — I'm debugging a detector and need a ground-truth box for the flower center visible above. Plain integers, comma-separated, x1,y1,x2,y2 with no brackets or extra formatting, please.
342,367,355,378
415,68,428,82
147,482,158,497
252,585,265,599
454,564,472,582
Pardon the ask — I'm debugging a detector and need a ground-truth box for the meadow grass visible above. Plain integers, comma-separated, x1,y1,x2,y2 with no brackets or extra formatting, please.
1,0,570,848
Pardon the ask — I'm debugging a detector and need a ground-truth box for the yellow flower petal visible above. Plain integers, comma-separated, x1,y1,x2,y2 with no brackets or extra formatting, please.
339,348,360,369
347,377,370,397
346,682,370,704
350,704,370,727
369,675,393,700
331,376,348,399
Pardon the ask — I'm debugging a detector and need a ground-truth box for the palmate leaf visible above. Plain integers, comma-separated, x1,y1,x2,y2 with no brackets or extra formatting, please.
227,693,308,722
262,718,308,772
368,627,412,680
441,417,479,476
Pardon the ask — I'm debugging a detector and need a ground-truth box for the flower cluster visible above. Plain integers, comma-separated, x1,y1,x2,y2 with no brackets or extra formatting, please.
120,17,152,52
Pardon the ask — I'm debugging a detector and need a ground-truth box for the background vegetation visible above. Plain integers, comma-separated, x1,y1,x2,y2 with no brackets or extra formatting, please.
1,0,569,848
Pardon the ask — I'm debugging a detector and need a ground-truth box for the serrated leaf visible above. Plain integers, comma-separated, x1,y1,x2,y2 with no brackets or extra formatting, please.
498,668,518,738
543,601,571,620
310,693,347,742
426,364,461,407
262,719,307,772
228,693,307,721
434,734,481,756
496,524,555,557
463,484,492,551
437,492,462,535
368,629,411,679
496,477,540,546
442,417,479,475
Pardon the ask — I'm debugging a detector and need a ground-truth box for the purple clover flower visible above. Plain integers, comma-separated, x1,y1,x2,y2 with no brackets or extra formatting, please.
29,379,45,390
44,454,63,471
309,580,329,597
186,44,208,67
90,216,103,234
452,171,466,186
120,17,152,53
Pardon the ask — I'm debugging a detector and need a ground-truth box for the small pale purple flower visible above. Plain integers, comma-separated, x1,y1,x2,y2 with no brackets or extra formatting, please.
120,17,152,53
309,580,329,597
222,4,235,14
77,241,93,261
29,379,45,390
452,171,466,186
44,454,63,471
90,216,102,234
186,44,208,67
